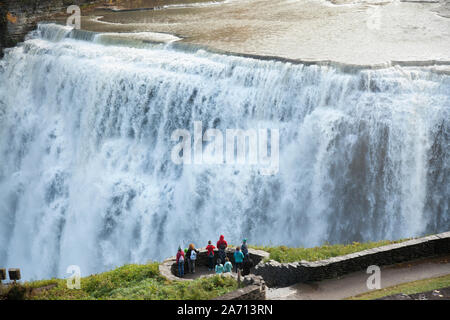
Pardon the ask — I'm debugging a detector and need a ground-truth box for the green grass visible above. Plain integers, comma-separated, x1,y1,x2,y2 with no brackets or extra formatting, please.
348,274,450,300
250,238,411,263
3,263,238,300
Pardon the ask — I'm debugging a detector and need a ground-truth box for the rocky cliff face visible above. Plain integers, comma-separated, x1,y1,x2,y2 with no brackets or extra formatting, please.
0,2,7,57
0,0,100,57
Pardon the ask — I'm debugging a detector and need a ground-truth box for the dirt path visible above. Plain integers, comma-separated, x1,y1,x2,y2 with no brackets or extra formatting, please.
180,265,217,280
267,255,450,300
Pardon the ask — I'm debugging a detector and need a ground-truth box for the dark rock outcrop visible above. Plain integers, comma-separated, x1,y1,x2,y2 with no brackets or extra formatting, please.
0,1,7,58
0,0,101,57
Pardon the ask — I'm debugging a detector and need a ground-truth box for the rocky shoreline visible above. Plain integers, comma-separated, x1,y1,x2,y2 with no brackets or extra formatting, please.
0,0,102,57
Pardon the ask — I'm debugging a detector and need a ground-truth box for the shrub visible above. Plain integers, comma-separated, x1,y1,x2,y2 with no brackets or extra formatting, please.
5,283,28,300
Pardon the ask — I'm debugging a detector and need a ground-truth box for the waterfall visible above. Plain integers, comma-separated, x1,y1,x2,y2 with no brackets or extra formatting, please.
0,24,448,280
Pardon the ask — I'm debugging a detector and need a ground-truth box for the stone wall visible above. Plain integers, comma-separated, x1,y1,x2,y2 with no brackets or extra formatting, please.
0,0,102,57
158,249,268,300
212,275,266,300
254,231,450,287
158,232,449,298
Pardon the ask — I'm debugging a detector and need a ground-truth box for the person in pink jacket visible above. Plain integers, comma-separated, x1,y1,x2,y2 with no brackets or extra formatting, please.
176,246,185,277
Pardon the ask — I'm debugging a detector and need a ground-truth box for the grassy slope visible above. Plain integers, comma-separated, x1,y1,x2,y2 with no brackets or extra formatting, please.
250,238,411,263
12,263,238,300
348,274,450,300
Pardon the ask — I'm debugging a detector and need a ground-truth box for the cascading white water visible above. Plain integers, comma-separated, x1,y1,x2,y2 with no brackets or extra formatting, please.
0,24,448,280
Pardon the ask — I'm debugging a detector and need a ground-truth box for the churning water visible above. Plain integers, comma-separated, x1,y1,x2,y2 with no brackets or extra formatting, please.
0,24,448,280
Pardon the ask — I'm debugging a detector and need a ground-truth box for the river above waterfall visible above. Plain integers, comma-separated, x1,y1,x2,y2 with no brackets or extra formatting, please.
56,0,450,67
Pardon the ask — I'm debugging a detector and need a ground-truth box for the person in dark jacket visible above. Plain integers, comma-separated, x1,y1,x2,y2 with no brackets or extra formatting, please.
183,247,189,274
241,238,249,257
242,255,254,276
216,235,228,264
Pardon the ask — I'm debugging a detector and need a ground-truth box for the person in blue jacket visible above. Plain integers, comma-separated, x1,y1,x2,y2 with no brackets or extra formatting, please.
223,257,233,273
233,246,244,273
215,258,224,274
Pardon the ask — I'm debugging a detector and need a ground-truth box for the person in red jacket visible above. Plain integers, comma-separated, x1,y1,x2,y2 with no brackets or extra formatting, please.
216,235,228,265
176,246,185,277
206,240,216,271
216,235,228,249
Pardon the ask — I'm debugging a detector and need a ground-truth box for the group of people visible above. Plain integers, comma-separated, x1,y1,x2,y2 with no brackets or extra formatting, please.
175,235,254,278
176,243,199,277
